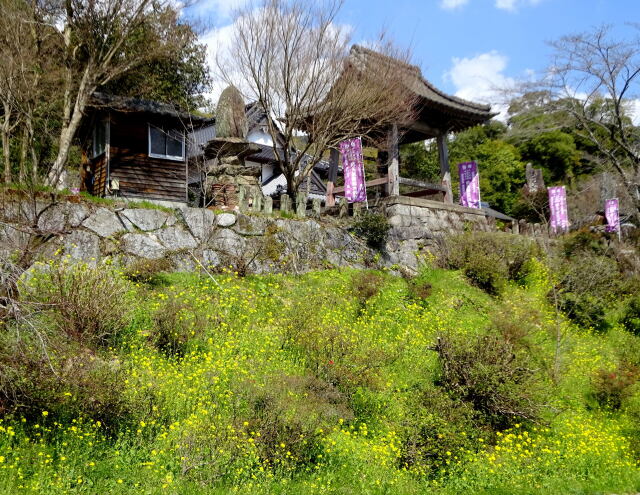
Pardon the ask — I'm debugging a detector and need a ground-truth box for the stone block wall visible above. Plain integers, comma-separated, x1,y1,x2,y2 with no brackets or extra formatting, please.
380,196,496,268
0,199,380,275
0,194,521,275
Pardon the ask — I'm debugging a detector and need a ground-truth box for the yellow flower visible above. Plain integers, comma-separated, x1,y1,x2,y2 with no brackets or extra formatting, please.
42,411,48,417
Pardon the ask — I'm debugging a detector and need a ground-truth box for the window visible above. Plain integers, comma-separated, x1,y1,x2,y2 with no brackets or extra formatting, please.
148,124,185,161
92,120,108,158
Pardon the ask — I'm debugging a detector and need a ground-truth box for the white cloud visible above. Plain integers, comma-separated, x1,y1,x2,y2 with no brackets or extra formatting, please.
190,0,247,21
439,0,543,11
201,22,242,104
628,99,640,126
445,50,516,120
440,0,469,9
495,0,542,12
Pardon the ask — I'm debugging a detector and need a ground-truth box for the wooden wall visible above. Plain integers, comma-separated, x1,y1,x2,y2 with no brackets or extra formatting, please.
108,112,187,203
86,154,107,197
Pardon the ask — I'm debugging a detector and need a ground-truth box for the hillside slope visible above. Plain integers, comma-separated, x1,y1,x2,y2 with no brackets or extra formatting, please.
1,261,639,494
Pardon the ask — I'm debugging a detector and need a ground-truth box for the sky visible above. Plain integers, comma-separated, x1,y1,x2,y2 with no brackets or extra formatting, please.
184,0,640,114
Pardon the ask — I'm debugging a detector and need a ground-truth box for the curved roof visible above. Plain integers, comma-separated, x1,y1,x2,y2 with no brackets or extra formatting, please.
348,46,497,136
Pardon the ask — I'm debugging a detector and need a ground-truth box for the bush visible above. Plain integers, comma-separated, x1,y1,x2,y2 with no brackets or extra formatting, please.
351,271,385,309
406,278,432,302
440,232,539,295
0,328,132,427
239,374,352,466
431,332,547,430
552,253,622,332
352,212,390,249
151,294,207,357
562,229,608,257
622,295,640,335
21,260,133,347
282,291,396,394
123,257,173,283
398,386,478,473
591,363,639,410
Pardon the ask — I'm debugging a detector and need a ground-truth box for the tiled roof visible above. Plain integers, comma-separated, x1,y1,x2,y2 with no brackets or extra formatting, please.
90,92,212,125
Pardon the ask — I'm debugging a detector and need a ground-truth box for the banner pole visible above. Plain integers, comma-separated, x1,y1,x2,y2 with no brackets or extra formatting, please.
362,139,369,210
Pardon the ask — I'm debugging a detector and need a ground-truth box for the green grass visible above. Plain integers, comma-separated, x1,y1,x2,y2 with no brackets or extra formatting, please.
125,199,175,213
1,263,640,493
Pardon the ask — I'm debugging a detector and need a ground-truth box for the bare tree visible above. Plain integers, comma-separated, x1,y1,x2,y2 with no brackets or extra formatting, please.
218,0,418,200
546,25,640,222
0,0,61,185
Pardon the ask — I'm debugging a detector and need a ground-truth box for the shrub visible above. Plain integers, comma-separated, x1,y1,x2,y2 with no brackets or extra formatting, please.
440,232,539,295
281,291,396,394
0,328,132,428
462,253,507,296
151,294,207,357
21,260,133,347
562,229,608,257
406,278,432,302
239,374,353,466
351,270,385,309
622,295,640,335
123,257,173,283
398,386,478,473
552,253,621,332
431,332,547,430
352,212,390,249
591,363,639,410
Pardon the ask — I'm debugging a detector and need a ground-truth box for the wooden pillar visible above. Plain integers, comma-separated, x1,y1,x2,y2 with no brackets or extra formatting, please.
437,133,453,204
325,148,339,206
387,124,400,196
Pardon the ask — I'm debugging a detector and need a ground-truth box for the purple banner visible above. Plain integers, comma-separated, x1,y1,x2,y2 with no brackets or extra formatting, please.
548,186,570,233
605,198,620,233
458,161,481,209
340,137,366,203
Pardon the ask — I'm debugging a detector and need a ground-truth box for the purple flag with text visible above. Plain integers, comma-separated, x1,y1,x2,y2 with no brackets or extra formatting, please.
605,198,620,233
458,161,481,209
339,137,366,203
548,186,569,233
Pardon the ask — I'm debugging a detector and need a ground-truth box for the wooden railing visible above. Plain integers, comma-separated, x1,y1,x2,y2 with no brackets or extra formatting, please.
327,175,446,204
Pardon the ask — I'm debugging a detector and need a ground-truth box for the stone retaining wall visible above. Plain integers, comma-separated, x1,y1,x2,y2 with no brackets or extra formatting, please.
380,196,496,268
0,199,381,274
1,194,512,274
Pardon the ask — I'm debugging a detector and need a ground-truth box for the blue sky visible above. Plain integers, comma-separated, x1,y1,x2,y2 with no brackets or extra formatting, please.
187,0,640,110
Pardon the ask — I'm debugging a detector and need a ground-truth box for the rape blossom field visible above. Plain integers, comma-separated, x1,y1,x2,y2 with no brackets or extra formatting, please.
1,256,639,494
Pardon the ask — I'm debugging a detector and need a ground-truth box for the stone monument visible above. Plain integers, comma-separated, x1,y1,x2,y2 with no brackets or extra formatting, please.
524,162,545,194
203,86,261,209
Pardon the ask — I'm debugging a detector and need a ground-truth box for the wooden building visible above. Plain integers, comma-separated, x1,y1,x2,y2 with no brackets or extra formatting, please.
81,93,211,204
326,46,497,205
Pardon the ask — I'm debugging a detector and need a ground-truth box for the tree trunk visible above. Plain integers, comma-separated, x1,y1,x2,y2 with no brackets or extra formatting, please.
1,103,12,184
285,169,297,203
19,125,28,183
47,1,76,189
47,69,94,188
25,116,38,183
2,131,10,185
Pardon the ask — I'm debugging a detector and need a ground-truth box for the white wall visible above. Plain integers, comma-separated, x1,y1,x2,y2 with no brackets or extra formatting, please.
247,129,274,147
